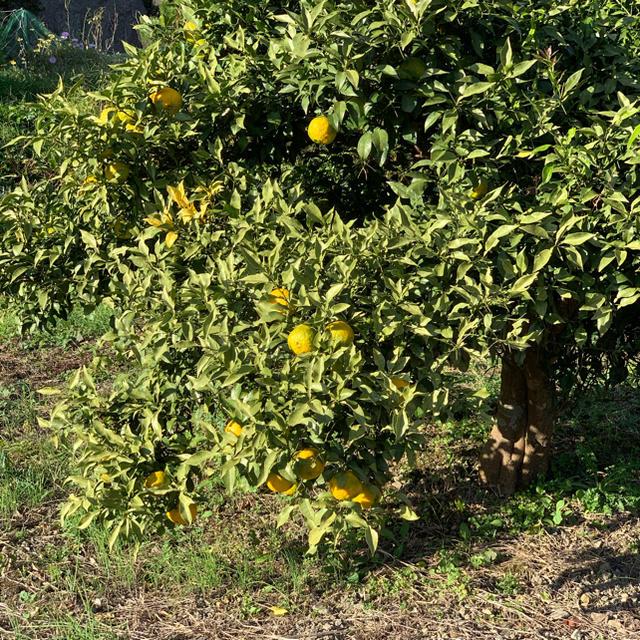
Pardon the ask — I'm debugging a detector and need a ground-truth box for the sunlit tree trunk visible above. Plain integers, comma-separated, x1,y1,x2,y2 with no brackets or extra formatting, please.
479,345,555,495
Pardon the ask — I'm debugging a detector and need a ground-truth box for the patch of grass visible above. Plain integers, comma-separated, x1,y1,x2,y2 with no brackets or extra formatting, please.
22,304,114,349
5,610,126,640
0,299,114,348
0,298,21,341
0,383,68,526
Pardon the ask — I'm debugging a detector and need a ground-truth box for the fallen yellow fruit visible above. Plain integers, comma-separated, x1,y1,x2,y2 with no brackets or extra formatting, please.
288,324,316,354
144,471,166,488
326,320,354,346
308,116,337,144
296,448,325,480
166,503,197,525
266,472,297,495
150,87,183,115
329,471,363,500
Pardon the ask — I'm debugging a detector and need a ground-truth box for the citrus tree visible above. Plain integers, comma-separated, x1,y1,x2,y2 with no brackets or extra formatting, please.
2,0,640,550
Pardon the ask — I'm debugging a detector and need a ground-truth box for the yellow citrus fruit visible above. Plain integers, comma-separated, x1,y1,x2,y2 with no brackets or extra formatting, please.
353,484,381,509
166,503,197,526
269,287,293,313
288,324,316,354
391,377,410,389
471,181,489,200
144,471,166,488
100,473,111,483
329,471,363,501
83,175,98,186
307,116,337,144
225,420,243,437
295,448,325,480
266,472,297,495
326,320,354,346
150,87,183,115
104,161,130,183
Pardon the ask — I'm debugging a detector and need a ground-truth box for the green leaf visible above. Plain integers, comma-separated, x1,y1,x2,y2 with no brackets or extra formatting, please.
562,232,595,246
510,273,537,294
461,82,494,98
277,505,296,528
533,248,553,271
37,387,62,396
357,131,373,161
364,526,379,555
308,525,327,548
627,124,640,149
397,505,420,521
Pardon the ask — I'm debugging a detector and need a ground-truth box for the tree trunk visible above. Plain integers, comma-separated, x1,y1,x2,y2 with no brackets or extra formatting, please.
479,345,555,495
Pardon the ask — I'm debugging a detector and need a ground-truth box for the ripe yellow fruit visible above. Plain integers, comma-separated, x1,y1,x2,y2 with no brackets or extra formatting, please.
144,470,166,488
225,420,243,437
391,377,410,389
266,472,297,495
326,320,354,346
150,87,183,115
307,116,337,144
353,484,381,509
296,448,325,480
100,473,111,483
288,324,316,354
269,287,293,313
166,503,197,525
104,161,130,183
83,175,98,186
471,181,489,200
329,471,363,501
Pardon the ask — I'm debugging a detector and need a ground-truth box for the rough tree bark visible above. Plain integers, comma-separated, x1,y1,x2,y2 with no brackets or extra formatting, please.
479,344,555,495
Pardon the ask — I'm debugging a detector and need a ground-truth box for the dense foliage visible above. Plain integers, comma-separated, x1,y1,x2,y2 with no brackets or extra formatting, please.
1,0,640,550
